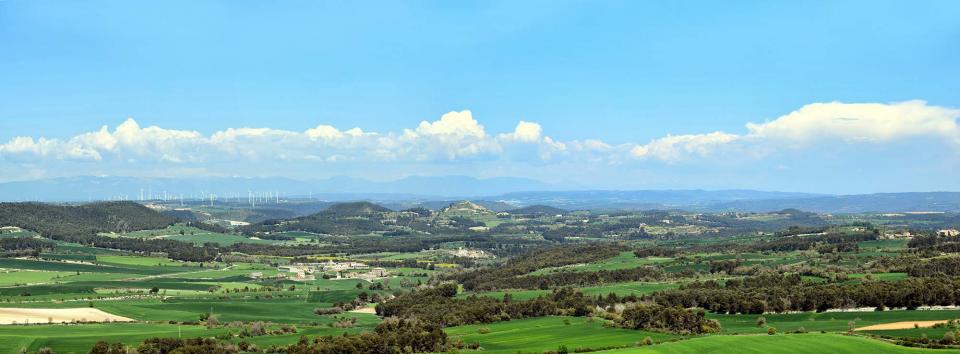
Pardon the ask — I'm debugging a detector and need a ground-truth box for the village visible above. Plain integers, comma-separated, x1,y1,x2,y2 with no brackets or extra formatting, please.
264,260,389,281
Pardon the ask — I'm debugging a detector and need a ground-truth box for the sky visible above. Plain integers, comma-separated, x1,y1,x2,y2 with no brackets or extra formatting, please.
1,0,959,194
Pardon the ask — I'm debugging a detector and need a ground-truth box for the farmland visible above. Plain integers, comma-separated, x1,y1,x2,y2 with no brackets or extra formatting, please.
0,200,959,353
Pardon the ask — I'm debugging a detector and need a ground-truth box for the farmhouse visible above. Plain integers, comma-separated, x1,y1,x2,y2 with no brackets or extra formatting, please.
0,226,22,234
369,267,387,277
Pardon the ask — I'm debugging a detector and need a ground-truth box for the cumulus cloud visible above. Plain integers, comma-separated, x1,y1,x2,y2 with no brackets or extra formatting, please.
746,100,960,143
630,132,739,161
412,110,486,138
631,100,960,161
0,110,560,165
499,121,542,143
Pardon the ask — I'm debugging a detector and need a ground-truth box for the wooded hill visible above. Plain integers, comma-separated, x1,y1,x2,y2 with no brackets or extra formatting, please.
0,201,176,237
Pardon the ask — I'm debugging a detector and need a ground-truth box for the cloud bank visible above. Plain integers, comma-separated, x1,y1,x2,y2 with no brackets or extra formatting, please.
1,100,958,180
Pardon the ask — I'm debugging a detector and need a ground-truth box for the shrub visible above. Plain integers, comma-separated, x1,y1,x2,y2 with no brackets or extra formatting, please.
942,331,956,345
767,327,777,335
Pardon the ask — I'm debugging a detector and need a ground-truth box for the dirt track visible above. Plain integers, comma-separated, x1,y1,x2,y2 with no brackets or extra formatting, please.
856,320,949,331
0,307,134,325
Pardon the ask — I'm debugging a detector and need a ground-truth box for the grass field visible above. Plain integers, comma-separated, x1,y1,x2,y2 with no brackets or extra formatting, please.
0,258,185,275
846,272,909,282
0,270,73,286
446,316,679,353
0,323,229,353
710,310,960,334
0,321,384,353
595,334,960,353
106,224,279,246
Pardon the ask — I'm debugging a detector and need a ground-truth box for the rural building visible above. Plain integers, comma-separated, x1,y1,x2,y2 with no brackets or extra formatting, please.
369,267,387,277
0,226,22,234
939,229,960,237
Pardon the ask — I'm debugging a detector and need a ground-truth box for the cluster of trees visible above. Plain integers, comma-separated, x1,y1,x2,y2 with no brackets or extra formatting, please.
652,275,960,314
489,266,666,290
617,304,721,334
377,284,592,326
907,257,960,277
749,229,877,253
272,317,450,354
91,337,240,354
633,247,680,258
0,237,55,257
909,233,960,254
448,243,627,291
243,202,391,236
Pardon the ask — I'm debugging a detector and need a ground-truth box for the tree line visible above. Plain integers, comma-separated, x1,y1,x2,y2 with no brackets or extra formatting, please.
650,274,960,314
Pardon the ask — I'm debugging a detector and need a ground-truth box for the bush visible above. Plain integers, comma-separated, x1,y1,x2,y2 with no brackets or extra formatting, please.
756,316,766,327
767,327,777,335
942,331,956,345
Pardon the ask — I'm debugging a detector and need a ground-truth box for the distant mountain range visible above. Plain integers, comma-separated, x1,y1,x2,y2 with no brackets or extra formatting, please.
492,190,960,213
0,176,957,213
0,175,555,201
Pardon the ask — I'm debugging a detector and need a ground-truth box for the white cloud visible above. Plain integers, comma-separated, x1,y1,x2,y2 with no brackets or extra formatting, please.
631,100,960,161
499,121,542,143
413,110,486,138
745,100,960,144
2,101,958,174
631,132,739,161
0,137,59,157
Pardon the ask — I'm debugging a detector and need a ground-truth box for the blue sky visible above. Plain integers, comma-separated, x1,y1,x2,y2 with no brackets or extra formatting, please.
1,1,959,193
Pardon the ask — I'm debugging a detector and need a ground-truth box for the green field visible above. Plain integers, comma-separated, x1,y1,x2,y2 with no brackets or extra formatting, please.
0,270,73,286
0,317,382,353
446,316,680,353
595,334,960,353
0,323,228,353
105,224,278,246
710,310,960,334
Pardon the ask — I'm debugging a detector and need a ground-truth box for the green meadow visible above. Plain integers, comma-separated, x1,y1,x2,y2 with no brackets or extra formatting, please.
595,334,960,353
446,316,679,353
